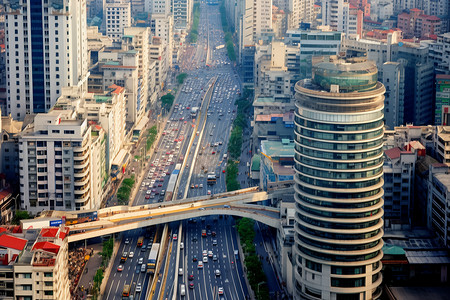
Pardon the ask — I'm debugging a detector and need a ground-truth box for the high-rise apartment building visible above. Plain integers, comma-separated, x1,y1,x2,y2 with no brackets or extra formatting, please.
322,0,363,37
435,75,450,126
3,0,89,120
104,0,131,42
173,0,193,30
382,61,404,129
18,110,105,214
293,56,384,300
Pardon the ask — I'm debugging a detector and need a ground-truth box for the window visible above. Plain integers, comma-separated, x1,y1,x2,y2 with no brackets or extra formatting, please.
64,130,75,134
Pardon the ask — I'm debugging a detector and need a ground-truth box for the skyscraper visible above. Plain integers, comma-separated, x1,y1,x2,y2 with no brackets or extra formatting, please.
3,0,89,120
293,56,385,300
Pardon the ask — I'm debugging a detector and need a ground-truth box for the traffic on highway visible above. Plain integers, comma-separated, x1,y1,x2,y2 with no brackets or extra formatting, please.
103,2,248,299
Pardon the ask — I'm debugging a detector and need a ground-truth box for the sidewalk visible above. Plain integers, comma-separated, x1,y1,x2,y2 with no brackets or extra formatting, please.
72,243,103,300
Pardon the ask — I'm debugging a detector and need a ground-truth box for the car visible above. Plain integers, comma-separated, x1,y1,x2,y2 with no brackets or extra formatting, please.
218,287,224,295
208,250,213,258
203,256,208,263
145,195,150,199
158,183,163,187
179,268,183,275
141,263,147,272
173,233,178,240
141,245,147,252
199,184,203,188
117,265,123,272
198,207,205,211
138,257,144,264
135,266,141,273
129,252,134,258
136,283,142,292
188,274,194,281
207,190,211,195
125,238,130,244
212,151,216,154
213,254,218,261
191,184,195,189
193,255,198,262
189,283,194,289
215,269,221,276
146,190,152,194
213,240,217,246
148,242,152,248
212,231,216,237
195,184,198,188
198,261,203,269
203,250,208,257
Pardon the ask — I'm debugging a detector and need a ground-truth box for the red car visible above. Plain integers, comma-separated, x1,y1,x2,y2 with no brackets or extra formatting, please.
212,151,216,155
145,195,150,199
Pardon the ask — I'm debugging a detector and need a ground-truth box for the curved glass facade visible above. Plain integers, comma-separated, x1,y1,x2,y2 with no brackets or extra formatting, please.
294,59,384,300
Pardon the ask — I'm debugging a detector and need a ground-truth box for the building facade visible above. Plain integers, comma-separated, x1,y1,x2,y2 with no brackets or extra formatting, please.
104,0,131,42
293,57,384,300
3,0,89,120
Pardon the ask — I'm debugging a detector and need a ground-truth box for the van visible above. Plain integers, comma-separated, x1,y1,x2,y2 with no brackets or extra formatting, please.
180,242,184,249
141,263,146,272
180,284,186,296
223,154,227,160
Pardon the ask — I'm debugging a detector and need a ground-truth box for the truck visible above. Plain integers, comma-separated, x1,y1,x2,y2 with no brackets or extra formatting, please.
207,173,216,185
191,107,199,118
215,44,225,50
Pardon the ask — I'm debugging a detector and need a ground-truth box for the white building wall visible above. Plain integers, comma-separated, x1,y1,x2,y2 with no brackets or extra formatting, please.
105,1,131,42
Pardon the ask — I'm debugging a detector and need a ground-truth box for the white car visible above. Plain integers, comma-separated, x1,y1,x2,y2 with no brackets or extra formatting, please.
129,252,134,258
138,257,144,264
218,287,224,295
203,256,208,263
136,283,142,292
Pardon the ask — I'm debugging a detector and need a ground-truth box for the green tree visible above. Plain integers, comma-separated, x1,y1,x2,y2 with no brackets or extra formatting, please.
161,93,175,110
12,211,30,225
176,73,188,85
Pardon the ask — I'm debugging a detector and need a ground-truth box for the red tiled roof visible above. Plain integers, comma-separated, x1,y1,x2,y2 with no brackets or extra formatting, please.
40,227,59,238
0,228,7,233
0,189,12,200
385,147,402,159
0,234,27,251
108,84,124,94
59,228,70,240
32,241,60,254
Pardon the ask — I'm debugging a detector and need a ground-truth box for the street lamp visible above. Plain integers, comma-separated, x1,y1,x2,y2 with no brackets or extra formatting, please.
257,281,266,297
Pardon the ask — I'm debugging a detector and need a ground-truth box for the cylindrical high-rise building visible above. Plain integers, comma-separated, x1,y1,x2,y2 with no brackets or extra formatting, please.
293,57,385,300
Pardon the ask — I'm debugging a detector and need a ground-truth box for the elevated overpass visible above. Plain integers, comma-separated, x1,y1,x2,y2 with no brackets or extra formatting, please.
51,187,286,243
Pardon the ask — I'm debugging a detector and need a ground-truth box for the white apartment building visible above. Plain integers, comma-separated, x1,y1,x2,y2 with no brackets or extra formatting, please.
123,27,150,107
53,85,126,173
322,0,363,37
173,0,193,30
382,62,405,129
149,37,169,91
98,48,145,124
152,14,174,68
0,227,71,299
18,110,104,214
105,0,131,42
383,146,417,229
253,0,273,39
3,0,89,120
370,0,394,21
422,32,450,74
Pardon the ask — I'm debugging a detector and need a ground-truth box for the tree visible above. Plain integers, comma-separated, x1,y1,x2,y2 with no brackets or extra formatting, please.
176,73,188,85
161,93,175,110
12,211,30,225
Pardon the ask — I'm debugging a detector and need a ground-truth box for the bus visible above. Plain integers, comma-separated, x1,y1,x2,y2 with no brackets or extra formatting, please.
137,236,144,247
111,149,130,181
165,163,182,200
207,173,216,185
147,243,160,274
122,284,130,298
64,210,98,225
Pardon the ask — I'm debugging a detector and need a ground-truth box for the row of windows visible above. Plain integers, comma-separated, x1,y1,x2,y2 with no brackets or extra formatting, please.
298,174,382,189
297,193,382,210
296,184,382,200
296,107,383,124
295,116,383,132
296,164,383,180
296,144,383,161
298,245,380,263
297,127,384,142
299,137,383,151
297,212,380,230
297,223,381,241
298,234,381,252
297,202,380,219
296,153,384,171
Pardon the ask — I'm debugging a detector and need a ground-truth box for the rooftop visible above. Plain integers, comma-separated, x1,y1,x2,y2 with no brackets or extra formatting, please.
251,155,261,172
0,234,27,251
261,140,295,159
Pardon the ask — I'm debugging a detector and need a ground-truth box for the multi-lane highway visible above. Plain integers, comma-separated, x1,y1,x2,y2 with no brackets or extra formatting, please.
103,2,247,299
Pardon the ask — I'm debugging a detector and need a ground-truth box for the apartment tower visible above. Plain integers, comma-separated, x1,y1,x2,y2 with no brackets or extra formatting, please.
3,0,89,120
293,56,385,300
